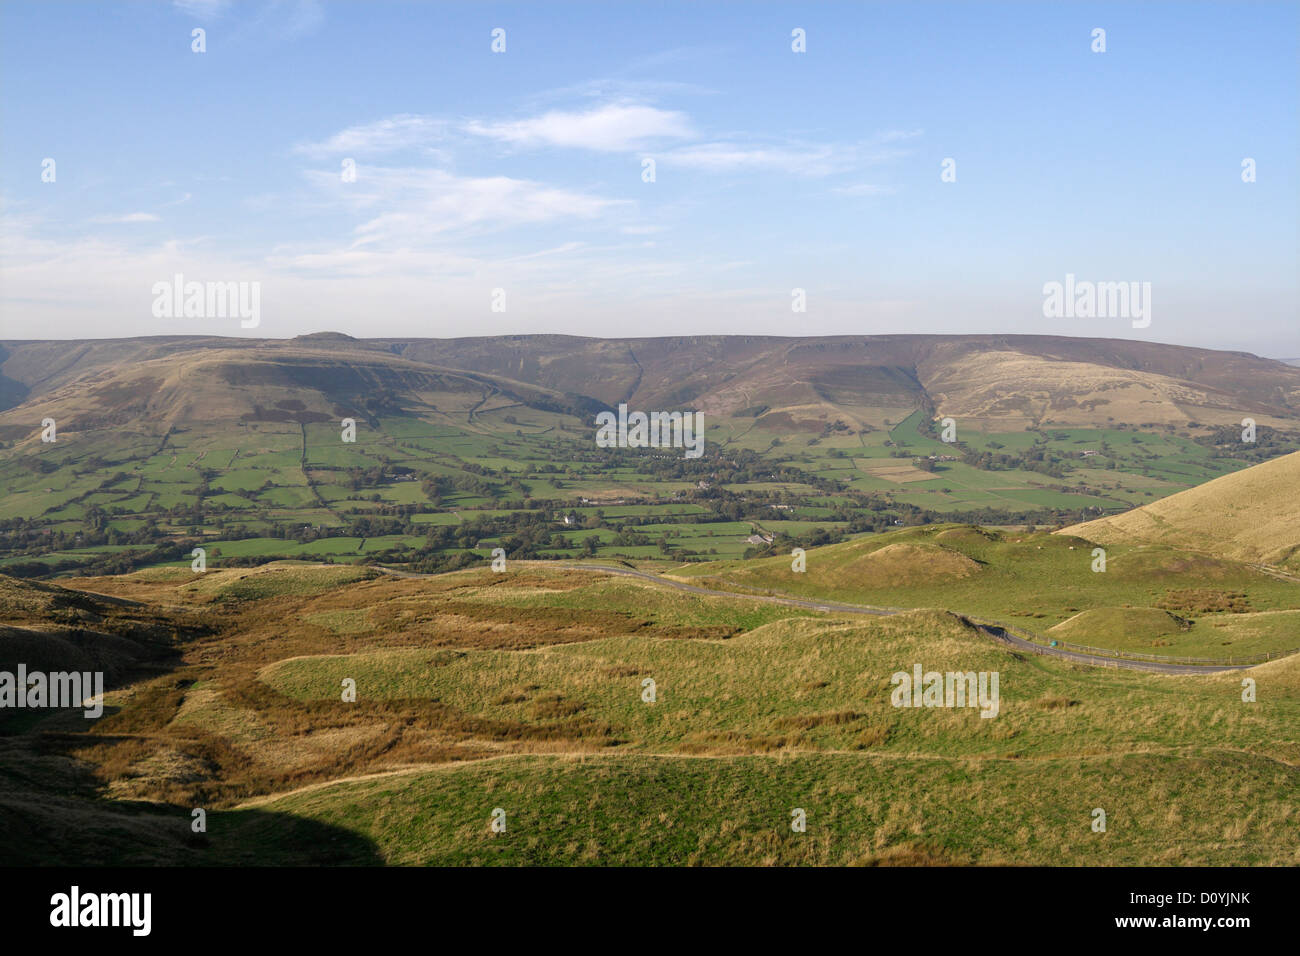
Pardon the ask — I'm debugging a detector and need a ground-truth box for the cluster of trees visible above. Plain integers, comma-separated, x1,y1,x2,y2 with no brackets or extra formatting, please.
1,539,197,579
955,448,1071,479
420,472,499,504
344,465,395,490
1196,424,1300,463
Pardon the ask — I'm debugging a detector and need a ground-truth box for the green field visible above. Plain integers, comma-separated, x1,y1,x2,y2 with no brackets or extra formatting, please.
2,401,1286,579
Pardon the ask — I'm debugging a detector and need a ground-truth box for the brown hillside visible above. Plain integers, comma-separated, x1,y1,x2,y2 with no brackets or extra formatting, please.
3,334,1297,432
1061,451,1300,569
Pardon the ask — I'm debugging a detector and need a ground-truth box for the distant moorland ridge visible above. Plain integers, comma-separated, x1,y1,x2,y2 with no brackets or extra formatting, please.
2,333,1298,433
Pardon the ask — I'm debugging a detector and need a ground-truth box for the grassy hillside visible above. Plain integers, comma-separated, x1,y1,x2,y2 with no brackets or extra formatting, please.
212,749,1294,866
0,561,1294,865
0,574,202,692
1063,451,1300,569
672,524,1300,658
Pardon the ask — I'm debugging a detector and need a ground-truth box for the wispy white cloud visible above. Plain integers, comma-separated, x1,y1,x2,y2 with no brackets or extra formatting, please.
294,114,447,157
179,1,323,37
465,103,694,152
301,103,693,158
878,128,924,143
302,165,627,246
665,128,923,178
90,212,161,224
298,105,910,182
523,46,723,110
173,0,228,18
832,183,897,197
665,141,847,176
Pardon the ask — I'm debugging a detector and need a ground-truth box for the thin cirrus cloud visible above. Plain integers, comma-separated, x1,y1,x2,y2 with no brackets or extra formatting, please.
172,0,228,16
664,141,846,176
463,103,694,151
174,0,323,36
294,104,900,183
878,128,924,143
663,130,923,177
293,114,447,158
296,104,693,158
287,103,913,263
832,183,898,197
90,212,161,224
303,166,626,247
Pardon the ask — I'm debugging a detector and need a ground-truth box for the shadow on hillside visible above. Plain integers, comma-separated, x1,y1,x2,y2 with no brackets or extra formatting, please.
0,736,385,866
0,795,386,867
200,805,387,866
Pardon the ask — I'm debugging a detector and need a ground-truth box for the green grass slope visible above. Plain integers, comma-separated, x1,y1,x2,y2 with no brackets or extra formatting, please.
214,749,1297,866
673,525,1300,656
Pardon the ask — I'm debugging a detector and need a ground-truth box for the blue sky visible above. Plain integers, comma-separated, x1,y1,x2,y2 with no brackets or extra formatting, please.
1,1,1296,354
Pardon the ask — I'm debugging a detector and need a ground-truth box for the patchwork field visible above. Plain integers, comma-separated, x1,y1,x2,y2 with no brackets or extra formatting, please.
3,337,1297,580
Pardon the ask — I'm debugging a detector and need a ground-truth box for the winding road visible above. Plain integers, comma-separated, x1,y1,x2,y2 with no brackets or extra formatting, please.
379,562,1258,675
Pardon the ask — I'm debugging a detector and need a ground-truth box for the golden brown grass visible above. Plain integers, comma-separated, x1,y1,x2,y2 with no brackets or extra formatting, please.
1063,451,1300,568
6,560,1296,865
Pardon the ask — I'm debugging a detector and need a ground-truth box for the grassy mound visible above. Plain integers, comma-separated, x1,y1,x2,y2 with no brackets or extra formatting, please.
178,562,379,602
220,750,1298,866
675,525,1300,654
1047,607,1192,647
688,529,984,595
846,541,982,587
